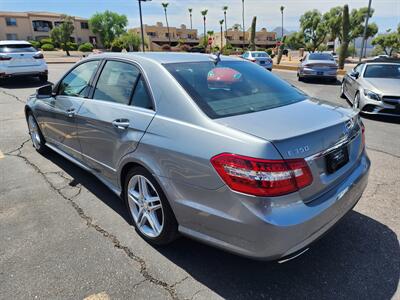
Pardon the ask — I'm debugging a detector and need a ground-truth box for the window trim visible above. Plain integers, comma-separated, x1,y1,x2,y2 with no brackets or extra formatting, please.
6,17,17,26
54,58,101,98
88,58,156,111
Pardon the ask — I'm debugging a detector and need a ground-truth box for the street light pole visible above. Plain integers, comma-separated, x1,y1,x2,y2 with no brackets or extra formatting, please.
280,6,284,40
359,0,372,62
138,0,151,52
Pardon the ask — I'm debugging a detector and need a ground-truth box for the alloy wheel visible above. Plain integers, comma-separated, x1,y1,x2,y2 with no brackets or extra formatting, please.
28,115,41,150
354,93,360,109
127,175,164,238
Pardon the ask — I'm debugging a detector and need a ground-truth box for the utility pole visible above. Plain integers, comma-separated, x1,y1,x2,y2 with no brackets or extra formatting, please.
359,0,372,62
280,6,284,40
138,0,151,52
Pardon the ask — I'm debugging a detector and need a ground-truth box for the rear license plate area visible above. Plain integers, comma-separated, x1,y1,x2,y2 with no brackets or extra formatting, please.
325,145,349,174
260,61,265,65
317,71,323,76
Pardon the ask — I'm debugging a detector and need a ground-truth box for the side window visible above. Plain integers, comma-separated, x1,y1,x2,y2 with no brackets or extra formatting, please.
93,61,140,105
243,52,249,58
59,60,99,97
354,64,364,74
131,76,153,109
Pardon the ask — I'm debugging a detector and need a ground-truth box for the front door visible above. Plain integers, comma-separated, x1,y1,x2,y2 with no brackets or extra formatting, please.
46,60,100,161
77,60,155,182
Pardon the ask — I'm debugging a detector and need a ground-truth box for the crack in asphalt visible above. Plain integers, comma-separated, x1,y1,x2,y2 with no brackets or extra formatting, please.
366,146,400,159
5,139,181,300
0,89,26,104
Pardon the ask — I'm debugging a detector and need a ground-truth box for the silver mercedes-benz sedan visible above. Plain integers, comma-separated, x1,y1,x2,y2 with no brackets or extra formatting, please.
298,52,338,82
25,53,370,261
341,61,400,116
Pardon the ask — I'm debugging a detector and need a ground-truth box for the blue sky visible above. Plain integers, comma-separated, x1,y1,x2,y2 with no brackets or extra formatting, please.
1,0,399,33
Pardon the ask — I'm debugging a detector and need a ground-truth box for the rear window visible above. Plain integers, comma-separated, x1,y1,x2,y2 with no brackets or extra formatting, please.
164,61,307,119
308,53,334,61
0,44,36,53
253,52,269,58
364,64,400,79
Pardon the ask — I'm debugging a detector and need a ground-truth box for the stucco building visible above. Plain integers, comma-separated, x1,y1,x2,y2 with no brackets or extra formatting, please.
214,27,276,49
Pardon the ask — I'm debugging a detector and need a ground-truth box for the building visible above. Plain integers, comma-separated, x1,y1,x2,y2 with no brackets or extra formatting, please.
130,22,198,51
214,27,276,49
0,11,100,46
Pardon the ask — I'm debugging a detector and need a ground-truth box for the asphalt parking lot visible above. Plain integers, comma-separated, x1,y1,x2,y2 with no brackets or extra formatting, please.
0,64,399,300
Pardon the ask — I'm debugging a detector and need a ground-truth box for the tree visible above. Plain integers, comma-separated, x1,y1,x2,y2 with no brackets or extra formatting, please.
339,5,350,69
349,7,378,41
223,6,228,39
162,3,171,46
232,24,242,31
89,11,127,49
219,19,224,49
323,6,343,42
50,15,74,56
201,10,208,46
286,31,306,49
277,35,287,64
372,32,400,56
300,10,328,52
188,8,193,30
249,16,256,51
280,6,285,39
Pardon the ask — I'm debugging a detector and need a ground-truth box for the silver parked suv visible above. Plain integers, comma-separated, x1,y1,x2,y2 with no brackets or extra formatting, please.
25,53,370,260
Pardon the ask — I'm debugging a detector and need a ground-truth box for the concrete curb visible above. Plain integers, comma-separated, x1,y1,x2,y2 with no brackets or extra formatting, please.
273,64,347,75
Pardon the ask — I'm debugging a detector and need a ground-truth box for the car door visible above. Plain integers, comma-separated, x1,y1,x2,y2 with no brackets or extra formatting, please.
346,63,364,100
43,60,100,161
77,59,156,182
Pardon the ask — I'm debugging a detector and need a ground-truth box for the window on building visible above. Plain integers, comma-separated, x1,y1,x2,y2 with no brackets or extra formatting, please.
6,33,18,40
165,33,170,38
147,32,156,37
32,20,53,32
54,21,63,27
81,22,89,29
6,17,17,26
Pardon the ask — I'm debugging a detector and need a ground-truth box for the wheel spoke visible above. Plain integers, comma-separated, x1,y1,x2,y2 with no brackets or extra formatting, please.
147,211,161,234
128,192,141,207
147,197,161,211
137,209,146,226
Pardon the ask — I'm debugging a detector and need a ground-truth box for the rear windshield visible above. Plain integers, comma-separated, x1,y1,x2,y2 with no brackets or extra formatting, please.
164,61,307,119
308,53,334,61
364,64,400,79
0,44,36,53
253,52,269,58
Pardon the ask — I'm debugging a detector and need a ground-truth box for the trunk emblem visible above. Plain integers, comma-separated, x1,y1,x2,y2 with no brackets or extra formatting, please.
287,145,310,157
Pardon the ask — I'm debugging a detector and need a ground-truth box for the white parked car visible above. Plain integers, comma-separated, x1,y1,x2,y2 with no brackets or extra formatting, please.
242,51,273,71
0,40,48,83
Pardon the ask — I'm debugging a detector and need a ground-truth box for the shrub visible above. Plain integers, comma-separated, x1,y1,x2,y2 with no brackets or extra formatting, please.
266,48,273,55
78,42,94,52
161,44,171,51
29,40,41,49
41,43,55,51
40,38,53,46
222,48,232,56
66,42,78,51
179,44,191,52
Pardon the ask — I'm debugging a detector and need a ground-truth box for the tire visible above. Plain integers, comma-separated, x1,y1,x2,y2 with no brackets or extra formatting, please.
27,113,47,154
340,82,347,99
353,92,360,110
297,74,303,81
39,74,48,83
124,166,178,245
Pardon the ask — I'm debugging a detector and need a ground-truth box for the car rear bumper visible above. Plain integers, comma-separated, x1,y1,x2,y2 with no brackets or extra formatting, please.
165,151,370,260
0,63,48,78
299,68,337,78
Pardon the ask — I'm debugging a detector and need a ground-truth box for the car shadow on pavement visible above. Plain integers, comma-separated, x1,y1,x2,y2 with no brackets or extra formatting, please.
43,150,399,300
301,78,341,86
157,212,399,299
0,76,48,89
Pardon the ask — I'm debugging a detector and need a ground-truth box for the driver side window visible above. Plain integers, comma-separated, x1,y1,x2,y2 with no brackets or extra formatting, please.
354,64,364,75
58,60,99,97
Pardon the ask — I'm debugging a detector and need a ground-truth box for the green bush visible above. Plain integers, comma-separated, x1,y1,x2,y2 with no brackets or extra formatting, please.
29,40,41,49
40,38,53,46
111,38,124,52
78,42,94,52
41,43,55,51
222,48,232,56
66,42,78,51
266,48,273,55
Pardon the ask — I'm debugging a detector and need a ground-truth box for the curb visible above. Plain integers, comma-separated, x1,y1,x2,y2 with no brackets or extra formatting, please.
273,64,347,75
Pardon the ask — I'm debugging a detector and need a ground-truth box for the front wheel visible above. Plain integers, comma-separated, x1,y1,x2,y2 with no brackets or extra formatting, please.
353,92,360,110
124,166,178,245
27,113,47,153
340,82,346,99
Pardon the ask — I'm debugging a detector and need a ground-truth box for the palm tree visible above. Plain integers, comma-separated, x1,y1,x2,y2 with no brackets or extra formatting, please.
223,6,228,38
162,2,171,46
219,19,224,49
241,0,245,49
188,8,193,29
201,9,208,46
280,6,285,39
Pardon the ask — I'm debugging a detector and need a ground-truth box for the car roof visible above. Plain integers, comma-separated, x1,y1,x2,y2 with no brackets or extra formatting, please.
93,52,240,64
0,40,31,45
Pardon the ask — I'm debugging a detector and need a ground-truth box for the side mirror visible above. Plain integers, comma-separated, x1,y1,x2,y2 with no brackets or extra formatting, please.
350,71,359,79
36,84,54,98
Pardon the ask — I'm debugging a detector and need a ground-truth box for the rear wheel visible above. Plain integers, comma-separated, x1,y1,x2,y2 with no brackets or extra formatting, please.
124,166,178,245
27,113,47,153
297,73,303,81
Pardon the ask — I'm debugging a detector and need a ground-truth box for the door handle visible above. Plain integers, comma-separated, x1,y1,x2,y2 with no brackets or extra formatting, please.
66,107,75,118
112,119,130,130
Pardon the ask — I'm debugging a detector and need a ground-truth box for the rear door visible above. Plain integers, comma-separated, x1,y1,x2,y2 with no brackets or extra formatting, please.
0,43,42,68
77,59,155,181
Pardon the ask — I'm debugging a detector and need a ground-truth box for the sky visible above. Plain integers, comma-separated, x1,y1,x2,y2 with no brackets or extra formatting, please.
1,0,399,33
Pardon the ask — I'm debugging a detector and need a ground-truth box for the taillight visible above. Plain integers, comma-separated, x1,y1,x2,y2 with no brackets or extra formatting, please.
250,58,256,62
0,55,12,61
33,53,44,59
210,153,313,197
